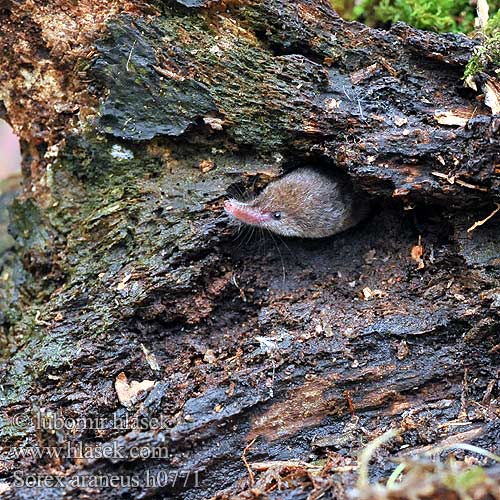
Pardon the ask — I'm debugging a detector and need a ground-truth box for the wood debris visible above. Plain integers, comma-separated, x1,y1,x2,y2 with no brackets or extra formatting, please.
411,236,425,269
467,204,500,233
114,372,155,408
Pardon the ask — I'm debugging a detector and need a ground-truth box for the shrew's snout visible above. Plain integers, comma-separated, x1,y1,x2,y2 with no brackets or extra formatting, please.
224,199,271,226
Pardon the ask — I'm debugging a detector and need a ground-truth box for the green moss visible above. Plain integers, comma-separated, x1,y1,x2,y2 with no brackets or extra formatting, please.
334,0,500,34
8,198,61,306
95,12,329,152
464,10,500,77
446,466,488,491
1,127,245,409
366,0,474,32
331,0,500,78
10,199,51,251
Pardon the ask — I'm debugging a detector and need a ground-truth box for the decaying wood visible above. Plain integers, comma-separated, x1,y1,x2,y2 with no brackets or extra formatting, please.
0,0,499,498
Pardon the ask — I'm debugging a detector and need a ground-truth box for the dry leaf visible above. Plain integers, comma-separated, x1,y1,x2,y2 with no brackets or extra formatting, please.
203,116,224,130
484,79,500,115
394,116,408,127
141,344,160,371
115,372,155,408
204,349,217,364
434,110,470,127
199,159,215,173
464,75,478,91
411,237,425,269
362,287,386,300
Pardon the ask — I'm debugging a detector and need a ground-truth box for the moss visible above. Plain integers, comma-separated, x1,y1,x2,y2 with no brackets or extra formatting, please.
9,199,51,252
334,0,500,34
464,10,500,77
7,198,62,308
363,0,475,32
94,12,328,152
0,126,244,409
92,15,216,141
331,0,500,78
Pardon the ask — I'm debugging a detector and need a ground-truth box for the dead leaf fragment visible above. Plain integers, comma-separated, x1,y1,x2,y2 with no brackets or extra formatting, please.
484,79,500,115
394,115,408,127
203,116,224,130
204,349,217,364
115,372,155,408
464,75,478,91
199,159,215,173
411,237,425,269
141,344,161,371
362,287,386,300
434,110,470,127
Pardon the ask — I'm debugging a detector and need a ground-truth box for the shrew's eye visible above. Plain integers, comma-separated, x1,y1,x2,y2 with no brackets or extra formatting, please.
273,211,282,220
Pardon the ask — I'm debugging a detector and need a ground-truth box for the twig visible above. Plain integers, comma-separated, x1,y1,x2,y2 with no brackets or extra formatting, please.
153,65,185,81
467,203,500,232
126,41,137,72
242,438,257,486
430,171,489,192
459,367,468,418
250,460,322,472
455,178,489,192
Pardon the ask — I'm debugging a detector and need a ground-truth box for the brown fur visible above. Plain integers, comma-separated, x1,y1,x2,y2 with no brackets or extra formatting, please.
225,168,369,238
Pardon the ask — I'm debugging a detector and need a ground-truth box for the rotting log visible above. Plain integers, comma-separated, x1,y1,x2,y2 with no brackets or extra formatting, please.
0,0,499,498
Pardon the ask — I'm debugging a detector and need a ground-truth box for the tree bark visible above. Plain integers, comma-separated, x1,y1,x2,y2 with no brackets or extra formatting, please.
0,0,499,498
